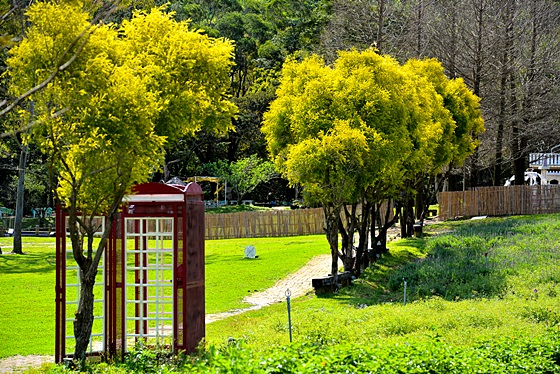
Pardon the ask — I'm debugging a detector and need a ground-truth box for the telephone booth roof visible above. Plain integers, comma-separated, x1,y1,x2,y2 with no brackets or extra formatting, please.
127,182,204,204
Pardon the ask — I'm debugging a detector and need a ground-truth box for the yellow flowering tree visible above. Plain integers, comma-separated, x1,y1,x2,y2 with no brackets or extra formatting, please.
263,50,416,277
7,3,235,362
263,50,483,277
402,59,484,234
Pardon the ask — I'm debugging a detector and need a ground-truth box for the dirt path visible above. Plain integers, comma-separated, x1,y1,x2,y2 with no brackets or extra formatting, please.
206,253,337,323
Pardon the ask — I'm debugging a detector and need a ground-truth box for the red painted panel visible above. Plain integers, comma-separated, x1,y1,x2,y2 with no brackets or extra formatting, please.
56,182,206,360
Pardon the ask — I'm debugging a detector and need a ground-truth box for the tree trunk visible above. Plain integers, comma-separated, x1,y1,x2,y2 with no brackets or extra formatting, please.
415,0,424,57
468,0,485,189
324,207,340,283
449,2,457,79
328,222,339,282
370,202,376,255
12,143,28,255
74,264,96,364
414,178,425,221
370,200,398,257
494,40,509,186
339,204,359,273
516,0,536,186
376,0,385,52
354,201,370,274
337,214,349,270
400,193,415,238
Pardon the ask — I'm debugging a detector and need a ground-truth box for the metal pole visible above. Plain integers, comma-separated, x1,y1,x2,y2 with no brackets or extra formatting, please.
403,278,407,306
286,289,292,343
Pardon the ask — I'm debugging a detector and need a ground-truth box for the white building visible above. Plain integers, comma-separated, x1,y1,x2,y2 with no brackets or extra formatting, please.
528,153,560,185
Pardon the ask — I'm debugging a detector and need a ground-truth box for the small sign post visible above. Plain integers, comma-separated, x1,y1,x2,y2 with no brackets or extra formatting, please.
286,289,292,343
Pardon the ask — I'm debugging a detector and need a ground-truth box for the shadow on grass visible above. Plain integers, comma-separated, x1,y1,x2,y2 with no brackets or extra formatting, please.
205,253,262,265
0,252,56,274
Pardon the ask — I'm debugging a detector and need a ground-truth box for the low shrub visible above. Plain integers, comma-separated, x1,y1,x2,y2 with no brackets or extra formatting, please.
79,331,560,373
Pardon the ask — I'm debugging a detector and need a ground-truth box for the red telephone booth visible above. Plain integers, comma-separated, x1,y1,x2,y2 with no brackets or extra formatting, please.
55,182,205,362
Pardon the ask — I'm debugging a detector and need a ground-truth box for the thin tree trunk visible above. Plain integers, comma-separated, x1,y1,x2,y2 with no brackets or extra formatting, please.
70,209,116,364
323,206,340,283
338,204,357,273
74,267,95,363
355,201,370,274
469,0,485,189
494,40,509,186
376,0,385,52
12,143,27,255
375,200,399,254
449,2,457,79
416,0,424,57
516,0,536,186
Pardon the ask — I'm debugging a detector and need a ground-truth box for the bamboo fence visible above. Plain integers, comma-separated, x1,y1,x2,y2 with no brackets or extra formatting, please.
205,208,325,239
205,201,393,240
438,185,560,220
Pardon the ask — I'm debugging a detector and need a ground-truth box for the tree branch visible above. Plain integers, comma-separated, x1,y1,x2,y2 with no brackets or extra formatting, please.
0,0,123,121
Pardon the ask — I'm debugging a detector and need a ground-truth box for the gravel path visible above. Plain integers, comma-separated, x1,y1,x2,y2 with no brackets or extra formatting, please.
206,253,337,323
0,355,53,374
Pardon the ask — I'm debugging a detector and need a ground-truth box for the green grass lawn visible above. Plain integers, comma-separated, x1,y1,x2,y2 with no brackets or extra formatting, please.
0,234,328,358
0,238,56,359
206,215,560,352
205,235,328,313
2,214,560,373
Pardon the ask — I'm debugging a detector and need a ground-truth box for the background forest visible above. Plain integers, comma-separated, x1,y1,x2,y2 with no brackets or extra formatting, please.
1,0,560,212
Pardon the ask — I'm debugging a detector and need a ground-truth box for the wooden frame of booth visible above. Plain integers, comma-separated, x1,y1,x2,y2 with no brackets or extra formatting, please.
55,182,205,362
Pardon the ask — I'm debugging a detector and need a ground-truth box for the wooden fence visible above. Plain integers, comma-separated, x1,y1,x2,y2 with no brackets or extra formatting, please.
205,201,394,240
438,185,560,220
205,208,325,239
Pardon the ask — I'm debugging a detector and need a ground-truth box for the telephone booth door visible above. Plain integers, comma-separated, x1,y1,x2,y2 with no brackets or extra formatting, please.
124,217,175,348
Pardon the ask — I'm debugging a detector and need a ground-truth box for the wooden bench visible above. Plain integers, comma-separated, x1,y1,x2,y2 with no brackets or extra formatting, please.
312,271,353,295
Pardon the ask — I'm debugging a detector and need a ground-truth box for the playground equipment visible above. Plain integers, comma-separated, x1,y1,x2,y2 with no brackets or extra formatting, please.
184,176,227,207
55,182,205,362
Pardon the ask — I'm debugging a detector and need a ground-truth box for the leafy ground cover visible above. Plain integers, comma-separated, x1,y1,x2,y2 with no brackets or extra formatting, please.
200,215,560,372
205,216,560,349
120,333,560,374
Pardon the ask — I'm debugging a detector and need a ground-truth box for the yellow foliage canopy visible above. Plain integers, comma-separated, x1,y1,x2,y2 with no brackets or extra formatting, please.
263,49,484,206
7,3,237,216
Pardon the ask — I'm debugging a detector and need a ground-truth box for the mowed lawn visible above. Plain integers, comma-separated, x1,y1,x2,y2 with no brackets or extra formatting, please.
0,234,329,358
0,238,57,358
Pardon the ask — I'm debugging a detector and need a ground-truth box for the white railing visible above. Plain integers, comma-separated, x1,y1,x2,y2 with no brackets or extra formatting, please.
529,153,560,168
